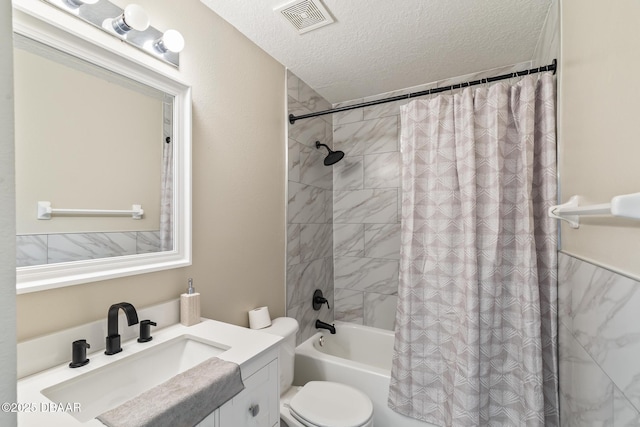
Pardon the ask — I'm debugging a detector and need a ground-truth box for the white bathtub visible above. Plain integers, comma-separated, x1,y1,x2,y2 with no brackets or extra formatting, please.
294,321,436,427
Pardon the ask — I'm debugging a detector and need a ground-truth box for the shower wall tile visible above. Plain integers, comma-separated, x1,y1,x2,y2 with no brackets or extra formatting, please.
334,189,398,224
288,138,300,182
324,190,333,224
334,116,398,155
334,288,363,324
333,99,364,126
364,152,400,189
287,69,300,101
570,266,640,409
287,224,301,265
334,256,399,295
364,223,401,260
558,252,578,327
298,80,332,120
288,182,327,224
334,224,364,257
300,223,332,262
287,96,312,121
558,252,640,426
289,112,327,147
287,257,326,308
614,388,640,426
333,156,364,190
363,292,397,331
332,88,401,332
559,322,614,426
17,231,161,266
48,232,137,264
289,288,334,345
287,71,334,343
136,231,161,254
299,143,332,190
16,235,47,267
363,99,407,121
361,86,420,121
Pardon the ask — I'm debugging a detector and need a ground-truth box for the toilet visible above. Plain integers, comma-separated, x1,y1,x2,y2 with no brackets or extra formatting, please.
260,317,374,427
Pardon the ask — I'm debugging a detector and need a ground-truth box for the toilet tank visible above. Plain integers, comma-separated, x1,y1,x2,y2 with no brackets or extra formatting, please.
259,317,298,393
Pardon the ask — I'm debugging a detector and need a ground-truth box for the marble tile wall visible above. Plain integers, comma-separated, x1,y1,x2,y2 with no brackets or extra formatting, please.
332,101,400,330
287,70,334,344
558,252,640,426
331,62,533,331
16,231,162,267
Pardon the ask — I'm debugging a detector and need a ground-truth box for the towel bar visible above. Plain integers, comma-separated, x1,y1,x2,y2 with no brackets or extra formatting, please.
548,192,640,228
37,201,144,220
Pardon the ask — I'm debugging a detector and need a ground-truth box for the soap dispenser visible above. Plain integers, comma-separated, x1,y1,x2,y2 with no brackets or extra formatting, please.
180,278,201,326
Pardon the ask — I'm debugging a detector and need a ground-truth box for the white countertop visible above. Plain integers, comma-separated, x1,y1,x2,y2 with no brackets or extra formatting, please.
16,319,281,426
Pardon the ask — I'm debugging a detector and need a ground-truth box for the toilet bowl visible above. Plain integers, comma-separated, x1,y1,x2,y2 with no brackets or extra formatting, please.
260,318,374,427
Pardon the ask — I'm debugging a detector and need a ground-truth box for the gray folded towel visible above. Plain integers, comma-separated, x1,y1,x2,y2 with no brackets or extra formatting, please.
97,357,244,427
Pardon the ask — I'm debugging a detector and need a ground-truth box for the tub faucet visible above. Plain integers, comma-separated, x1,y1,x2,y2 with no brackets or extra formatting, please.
105,302,139,355
315,319,336,334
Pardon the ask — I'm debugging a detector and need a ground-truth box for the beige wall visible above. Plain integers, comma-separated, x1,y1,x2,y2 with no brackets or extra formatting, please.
559,0,640,278
16,0,286,341
14,47,162,234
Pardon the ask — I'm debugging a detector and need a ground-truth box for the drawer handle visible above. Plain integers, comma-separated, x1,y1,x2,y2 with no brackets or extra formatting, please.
249,404,260,417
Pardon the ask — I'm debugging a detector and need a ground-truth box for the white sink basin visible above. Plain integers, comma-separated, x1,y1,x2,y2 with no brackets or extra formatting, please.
41,335,229,422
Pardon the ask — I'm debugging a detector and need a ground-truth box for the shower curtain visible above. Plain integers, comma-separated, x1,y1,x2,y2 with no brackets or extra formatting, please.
389,73,558,426
159,136,173,251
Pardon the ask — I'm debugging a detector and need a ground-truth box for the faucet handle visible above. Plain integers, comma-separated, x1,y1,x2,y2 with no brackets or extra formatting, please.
69,339,90,368
312,289,331,310
137,319,157,343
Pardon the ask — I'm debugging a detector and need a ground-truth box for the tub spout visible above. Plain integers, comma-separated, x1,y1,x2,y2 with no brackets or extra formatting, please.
315,319,336,334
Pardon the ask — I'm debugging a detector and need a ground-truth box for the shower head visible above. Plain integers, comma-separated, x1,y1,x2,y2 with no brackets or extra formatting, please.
315,141,345,166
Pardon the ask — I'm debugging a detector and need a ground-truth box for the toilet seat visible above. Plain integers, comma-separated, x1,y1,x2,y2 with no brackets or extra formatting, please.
288,381,373,427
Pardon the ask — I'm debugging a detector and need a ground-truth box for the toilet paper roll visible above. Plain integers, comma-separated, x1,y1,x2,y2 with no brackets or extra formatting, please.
248,306,272,329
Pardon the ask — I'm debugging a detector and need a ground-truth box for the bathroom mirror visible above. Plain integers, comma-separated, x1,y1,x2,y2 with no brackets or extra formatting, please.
13,5,192,293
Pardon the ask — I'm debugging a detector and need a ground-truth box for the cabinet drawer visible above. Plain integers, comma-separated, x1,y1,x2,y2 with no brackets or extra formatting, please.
219,359,279,427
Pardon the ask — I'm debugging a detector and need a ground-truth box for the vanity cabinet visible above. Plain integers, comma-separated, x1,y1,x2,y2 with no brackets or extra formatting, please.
17,316,282,427
197,355,280,427
219,358,279,427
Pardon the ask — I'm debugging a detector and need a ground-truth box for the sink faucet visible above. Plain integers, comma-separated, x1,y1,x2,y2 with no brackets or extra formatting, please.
315,319,336,334
105,302,139,355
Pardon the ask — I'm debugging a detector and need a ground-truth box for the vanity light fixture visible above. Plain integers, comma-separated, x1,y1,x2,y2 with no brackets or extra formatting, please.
42,0,183,67
64,0,99,8
109,4,150,35
153,29,185,54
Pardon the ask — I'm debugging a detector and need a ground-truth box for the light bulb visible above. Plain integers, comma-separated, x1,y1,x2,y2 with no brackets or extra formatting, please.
154,29,185,54
111,4,150,35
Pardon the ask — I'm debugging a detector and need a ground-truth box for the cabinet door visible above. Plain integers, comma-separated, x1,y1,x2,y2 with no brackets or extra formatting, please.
195,407,219,427
219,359,279,427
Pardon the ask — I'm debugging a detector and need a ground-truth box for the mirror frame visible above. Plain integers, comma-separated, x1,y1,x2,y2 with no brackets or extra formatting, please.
13,1,192,294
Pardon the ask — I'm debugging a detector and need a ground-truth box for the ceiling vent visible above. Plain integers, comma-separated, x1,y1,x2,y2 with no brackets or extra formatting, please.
274,0,335,34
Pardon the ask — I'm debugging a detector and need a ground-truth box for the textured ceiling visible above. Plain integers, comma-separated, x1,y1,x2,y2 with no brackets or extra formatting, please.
200,0,552,104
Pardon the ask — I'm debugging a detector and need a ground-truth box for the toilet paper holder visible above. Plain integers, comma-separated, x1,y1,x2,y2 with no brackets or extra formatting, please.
312,289,330,311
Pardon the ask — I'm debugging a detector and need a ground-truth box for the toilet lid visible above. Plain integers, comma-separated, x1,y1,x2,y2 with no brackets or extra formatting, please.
289,381,373,427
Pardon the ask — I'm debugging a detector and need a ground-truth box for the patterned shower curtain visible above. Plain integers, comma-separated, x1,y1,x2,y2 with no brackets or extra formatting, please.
160,99,173,252
388,73,558,426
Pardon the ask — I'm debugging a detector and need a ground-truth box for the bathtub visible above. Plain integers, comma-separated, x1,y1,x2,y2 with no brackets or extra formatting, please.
294,321,436,427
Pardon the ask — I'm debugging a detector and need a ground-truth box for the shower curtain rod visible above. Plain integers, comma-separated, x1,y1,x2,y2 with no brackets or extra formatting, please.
289,59,557,124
